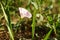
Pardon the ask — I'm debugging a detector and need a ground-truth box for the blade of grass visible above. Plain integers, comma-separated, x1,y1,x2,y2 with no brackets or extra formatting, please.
44,28,52,40
52,23,56,35
5,0,12,9
0,2,14,40
32,8,36,40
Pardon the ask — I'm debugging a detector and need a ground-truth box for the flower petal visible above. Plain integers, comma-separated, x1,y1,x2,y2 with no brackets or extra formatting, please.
19,7,32,18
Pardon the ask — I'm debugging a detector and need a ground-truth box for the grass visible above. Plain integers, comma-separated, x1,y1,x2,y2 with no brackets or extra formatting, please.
44,28,52,40
0,2,14,40
0,0,60,40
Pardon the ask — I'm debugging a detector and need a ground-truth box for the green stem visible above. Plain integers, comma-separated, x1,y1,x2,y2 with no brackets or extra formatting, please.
32,8,36,40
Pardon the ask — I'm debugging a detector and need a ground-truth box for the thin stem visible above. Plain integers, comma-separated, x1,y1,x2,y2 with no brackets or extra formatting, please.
32,8,36,40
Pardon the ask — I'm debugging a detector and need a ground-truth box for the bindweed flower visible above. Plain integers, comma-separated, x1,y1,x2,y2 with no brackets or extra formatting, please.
19,7,32,18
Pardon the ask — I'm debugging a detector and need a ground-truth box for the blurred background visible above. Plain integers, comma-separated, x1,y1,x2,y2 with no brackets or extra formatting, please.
0,0,60,40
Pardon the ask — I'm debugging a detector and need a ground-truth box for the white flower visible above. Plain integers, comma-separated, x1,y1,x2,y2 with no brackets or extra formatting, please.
19,7,32,18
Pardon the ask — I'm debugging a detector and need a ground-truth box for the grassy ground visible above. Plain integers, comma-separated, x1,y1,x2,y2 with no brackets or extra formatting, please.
0,0,60,40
